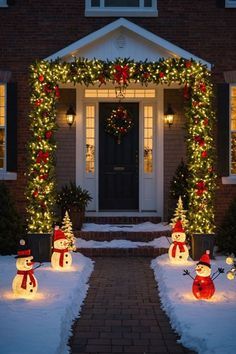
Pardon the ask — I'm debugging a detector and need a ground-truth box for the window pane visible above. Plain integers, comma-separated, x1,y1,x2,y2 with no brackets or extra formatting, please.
144,105,153,174
0,129,5,169
86,106,95,174
144,0,152,7
91,0,100,6
105,0,139,7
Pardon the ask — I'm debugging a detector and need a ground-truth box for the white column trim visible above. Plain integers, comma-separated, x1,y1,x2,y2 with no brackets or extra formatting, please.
156,86,164,218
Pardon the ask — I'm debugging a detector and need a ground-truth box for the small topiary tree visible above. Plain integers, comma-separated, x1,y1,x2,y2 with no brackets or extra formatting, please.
0,183,24,255
61,211,76,251
170,159,189,210
217,198,236,255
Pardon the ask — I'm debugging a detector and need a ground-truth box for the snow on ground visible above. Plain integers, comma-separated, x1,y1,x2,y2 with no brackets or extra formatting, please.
81,221,170,232
0,253,94,354
76,236,171,248
151,254,236,354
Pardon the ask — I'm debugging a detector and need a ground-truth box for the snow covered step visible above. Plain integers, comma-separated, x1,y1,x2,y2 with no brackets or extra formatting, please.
84,215,161,224
75,236,170,257
75,222,171,242
76,247,168,257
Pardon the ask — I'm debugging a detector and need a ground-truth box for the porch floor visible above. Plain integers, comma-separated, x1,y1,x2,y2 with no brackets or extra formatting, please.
68,257,195,354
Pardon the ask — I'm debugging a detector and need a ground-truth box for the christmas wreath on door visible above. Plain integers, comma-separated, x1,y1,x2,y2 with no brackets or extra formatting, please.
105,105,133,144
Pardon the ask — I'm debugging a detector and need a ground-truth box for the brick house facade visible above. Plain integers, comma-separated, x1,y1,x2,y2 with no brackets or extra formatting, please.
0,0,236,226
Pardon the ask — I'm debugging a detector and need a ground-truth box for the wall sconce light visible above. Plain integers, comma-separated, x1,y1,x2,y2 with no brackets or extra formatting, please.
164,103,175,127
66,105,76,127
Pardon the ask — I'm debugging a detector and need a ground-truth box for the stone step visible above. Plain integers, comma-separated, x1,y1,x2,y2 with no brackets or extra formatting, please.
84,215,162,224
76,246,168,257
75,229,170,242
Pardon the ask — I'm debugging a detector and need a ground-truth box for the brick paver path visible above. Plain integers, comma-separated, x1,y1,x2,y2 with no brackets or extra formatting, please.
69,257,195,354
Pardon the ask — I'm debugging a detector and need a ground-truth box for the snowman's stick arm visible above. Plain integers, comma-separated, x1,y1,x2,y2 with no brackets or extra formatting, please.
183,269,194,280
33,263,43,271
212,268,224,281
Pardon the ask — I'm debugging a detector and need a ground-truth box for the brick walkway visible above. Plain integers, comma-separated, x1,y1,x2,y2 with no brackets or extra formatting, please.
69,257,195,354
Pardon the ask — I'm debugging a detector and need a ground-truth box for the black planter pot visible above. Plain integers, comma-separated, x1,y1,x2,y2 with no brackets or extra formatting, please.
26,233,52,262
191,234,215,261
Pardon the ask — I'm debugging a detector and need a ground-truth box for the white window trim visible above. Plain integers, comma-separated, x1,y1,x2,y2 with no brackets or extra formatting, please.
225,0,236,8
85,0,158,17
0,1,8,8
0,172,17,180
222,84,236,184
0,83,6,172
0,83,17,180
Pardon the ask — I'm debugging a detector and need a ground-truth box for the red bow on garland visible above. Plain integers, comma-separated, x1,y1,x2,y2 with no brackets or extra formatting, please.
196,180,207,196
114,65,130,85
36,151,49,164
17,269,36,289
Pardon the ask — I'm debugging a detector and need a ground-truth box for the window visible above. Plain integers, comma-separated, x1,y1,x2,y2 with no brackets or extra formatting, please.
230,85,236,174
0,84,6,169
0,1,8,7
85,105,95,174
85,0,158,17
225,0,236,8
143,105,153,174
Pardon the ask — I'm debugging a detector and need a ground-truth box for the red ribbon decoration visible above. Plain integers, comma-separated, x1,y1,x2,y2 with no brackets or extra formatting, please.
171,241,186,258
36,151,49,164
114,65,129,85
17,270,36,289
53,248,69,267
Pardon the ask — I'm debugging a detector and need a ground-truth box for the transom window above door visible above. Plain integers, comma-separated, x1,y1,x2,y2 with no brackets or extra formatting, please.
85,0,158,17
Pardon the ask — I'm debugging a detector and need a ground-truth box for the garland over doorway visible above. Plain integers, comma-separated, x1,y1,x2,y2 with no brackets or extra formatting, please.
27,57,216,234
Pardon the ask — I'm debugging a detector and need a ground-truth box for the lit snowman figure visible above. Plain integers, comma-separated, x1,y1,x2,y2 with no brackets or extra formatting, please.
12,239,38,299
168,219,189,263
51,226,72,271
183,250,224,300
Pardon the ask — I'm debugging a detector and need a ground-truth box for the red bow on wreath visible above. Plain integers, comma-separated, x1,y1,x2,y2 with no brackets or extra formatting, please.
114,65,130,85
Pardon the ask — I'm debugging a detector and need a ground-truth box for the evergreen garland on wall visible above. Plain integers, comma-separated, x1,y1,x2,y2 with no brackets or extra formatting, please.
27,57,216,234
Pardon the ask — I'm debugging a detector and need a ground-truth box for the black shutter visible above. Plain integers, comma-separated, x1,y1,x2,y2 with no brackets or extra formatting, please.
217,83,230,176
6,82,17,172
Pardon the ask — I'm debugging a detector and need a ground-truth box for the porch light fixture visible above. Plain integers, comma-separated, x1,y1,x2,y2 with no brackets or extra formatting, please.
115,85,126,99
164,103,175,127
66,105,76,127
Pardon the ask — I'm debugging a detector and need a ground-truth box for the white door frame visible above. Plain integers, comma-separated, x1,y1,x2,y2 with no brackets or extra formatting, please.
76,84,164,217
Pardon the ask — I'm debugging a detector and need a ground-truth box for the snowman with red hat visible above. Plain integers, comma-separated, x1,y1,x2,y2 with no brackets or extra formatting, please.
168,219,189,263
51,225,72,270
12,239,38,298
183,250,224,300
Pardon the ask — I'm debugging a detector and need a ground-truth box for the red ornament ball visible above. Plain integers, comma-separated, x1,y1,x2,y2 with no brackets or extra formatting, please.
33,190,39,198
45,131,52,139
185,60,192,68
201,151,208,158
38,75,44,82
159,72,164,78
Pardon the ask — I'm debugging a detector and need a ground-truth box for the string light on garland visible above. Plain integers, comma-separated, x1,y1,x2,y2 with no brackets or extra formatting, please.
106,105,133,144
27,57,216,234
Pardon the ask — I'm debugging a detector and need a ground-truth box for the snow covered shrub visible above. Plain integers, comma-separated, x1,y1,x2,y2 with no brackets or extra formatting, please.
0,183,24,255
217,197,236,255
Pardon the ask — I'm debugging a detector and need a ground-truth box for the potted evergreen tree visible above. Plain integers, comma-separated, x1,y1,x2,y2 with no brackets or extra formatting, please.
57,182,92,230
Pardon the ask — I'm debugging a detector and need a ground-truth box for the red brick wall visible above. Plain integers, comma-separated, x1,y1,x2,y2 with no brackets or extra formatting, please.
164,89,186,221
56,89,76,189
0,1,236,224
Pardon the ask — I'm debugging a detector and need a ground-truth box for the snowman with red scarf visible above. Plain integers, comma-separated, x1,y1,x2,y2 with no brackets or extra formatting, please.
168,219,189,263
12,239,38,298
51,226,72,270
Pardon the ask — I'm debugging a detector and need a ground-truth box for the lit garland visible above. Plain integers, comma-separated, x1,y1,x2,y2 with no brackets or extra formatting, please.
106,105,133,144
27,57,216,234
